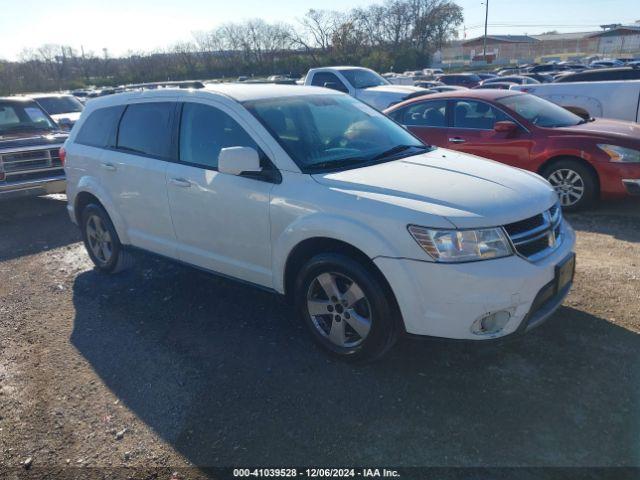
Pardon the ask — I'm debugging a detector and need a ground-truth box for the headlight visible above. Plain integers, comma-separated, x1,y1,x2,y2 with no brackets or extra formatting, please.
408,225,512,263
598,144,640,163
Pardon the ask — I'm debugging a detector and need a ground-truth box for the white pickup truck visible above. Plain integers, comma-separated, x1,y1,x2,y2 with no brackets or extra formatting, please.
304,66,430,110
512,80,640,123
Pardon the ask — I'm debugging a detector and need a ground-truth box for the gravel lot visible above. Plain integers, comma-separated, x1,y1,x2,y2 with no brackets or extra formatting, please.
0,194,638,477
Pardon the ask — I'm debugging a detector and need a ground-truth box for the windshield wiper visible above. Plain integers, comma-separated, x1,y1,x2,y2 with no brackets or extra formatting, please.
371,144,428,162
576,117,596,125
306,157,368,172
306,145,429,173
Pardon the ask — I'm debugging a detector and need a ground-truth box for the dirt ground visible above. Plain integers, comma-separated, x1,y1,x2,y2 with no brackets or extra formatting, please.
0,194,638,478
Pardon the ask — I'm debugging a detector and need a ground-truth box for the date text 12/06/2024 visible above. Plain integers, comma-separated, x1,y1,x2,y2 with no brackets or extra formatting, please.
232,468,401,478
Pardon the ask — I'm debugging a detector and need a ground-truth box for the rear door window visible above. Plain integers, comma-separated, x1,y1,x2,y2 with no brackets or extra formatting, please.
452,100,509,130
392,100,447,127
75,105,124,148
117,102,175,159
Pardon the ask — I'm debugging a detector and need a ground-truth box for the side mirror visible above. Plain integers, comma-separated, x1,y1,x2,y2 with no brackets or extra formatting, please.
323,82,347,93
218,147,262,176
563,106,591,121
494,120,518,134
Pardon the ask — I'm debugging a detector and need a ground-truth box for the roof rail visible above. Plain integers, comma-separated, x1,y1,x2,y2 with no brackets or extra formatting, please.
126,80,206,90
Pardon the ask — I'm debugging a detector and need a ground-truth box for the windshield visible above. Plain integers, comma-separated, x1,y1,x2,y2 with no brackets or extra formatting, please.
497,94,583,128
0,101,58,135
339,69,389,89
35,96,84,115
244,94,428,173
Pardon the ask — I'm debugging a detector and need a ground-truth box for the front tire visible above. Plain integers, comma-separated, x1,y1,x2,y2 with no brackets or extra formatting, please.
543,159,597,210
81,203,133,273
294,253,399,362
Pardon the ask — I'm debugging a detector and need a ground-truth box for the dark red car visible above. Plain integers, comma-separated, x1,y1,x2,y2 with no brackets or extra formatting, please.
436,73,482,88
385,89,640,209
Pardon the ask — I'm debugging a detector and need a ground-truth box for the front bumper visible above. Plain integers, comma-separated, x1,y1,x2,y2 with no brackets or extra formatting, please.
374,222,576,340
596,162,640,198
622,179,640,196
0,175,66,201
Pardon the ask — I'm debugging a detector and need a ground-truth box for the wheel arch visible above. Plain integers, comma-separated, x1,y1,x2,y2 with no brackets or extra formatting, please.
537,155,601,197
282,237,400,317
74,191,101,224
73,178,130,244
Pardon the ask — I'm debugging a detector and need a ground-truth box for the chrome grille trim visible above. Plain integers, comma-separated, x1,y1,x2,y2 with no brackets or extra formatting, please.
0,147,64,181
503,204,564,262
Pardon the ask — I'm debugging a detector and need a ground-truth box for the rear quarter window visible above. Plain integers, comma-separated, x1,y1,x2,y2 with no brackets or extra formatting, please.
75,105,125,148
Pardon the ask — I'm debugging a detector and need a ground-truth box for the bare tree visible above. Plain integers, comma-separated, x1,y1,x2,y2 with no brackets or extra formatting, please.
0,0,464,94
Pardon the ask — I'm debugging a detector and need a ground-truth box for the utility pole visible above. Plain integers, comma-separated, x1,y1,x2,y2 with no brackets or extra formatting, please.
483,0,489,62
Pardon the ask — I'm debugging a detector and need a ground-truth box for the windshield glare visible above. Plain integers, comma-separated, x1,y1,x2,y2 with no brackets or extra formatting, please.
35,96,84,115
339,69,389,89
245,94,426,172
497,94,582,128
0,101,57,134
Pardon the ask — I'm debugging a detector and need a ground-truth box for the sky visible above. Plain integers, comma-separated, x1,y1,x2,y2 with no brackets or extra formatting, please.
0,0,638,60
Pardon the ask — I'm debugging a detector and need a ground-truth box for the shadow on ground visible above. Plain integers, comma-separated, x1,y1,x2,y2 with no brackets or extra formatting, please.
70,253,640,467
566,199,640,243
0,195,79,262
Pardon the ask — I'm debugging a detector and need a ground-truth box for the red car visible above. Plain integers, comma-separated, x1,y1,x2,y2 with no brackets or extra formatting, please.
384,89,640,209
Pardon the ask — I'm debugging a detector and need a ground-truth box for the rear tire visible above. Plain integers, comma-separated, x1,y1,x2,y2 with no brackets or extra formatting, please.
81,203,133,273
294,253,399,362
543,159,597,211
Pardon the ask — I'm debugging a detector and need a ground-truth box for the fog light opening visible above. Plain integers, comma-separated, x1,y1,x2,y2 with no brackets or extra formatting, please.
472,311,511,336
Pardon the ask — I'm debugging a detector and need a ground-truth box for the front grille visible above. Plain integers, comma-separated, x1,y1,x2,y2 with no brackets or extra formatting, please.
504,204,563,261
503,214,544,236
0,148,64,181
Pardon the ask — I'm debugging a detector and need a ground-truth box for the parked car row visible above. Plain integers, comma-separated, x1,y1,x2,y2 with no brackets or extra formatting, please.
435,64,640,89
62,83,578,361
298,68,640,203
8,63,640,210
385,89,640,209
5,67,638,361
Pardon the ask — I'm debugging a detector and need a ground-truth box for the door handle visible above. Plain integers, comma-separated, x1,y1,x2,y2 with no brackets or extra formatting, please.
169,177,191,188
448,137,466,144
101,162,117,171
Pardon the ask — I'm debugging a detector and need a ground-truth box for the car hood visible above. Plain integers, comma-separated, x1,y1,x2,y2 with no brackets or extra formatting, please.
356,85,431,110
554,118,640,145
51,111,82,123
358,85,427,95
312,148,557,229
0,132,68,151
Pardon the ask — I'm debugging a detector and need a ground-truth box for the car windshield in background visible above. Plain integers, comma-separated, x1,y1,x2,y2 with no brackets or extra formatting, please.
245,94,428,173
339,69,389,89
0,101,57,135
497,94,583,128
35,96,84,115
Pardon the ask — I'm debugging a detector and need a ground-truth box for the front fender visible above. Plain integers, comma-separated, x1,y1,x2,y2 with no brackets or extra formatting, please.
271,212,402,294
74,176,130,245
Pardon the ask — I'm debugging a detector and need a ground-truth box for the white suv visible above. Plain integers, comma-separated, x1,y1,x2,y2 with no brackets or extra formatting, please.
64,84,576,361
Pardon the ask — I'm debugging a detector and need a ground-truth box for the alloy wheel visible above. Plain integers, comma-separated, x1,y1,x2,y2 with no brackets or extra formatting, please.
306,272,372,348
547,168,585,207
86,214,113,265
